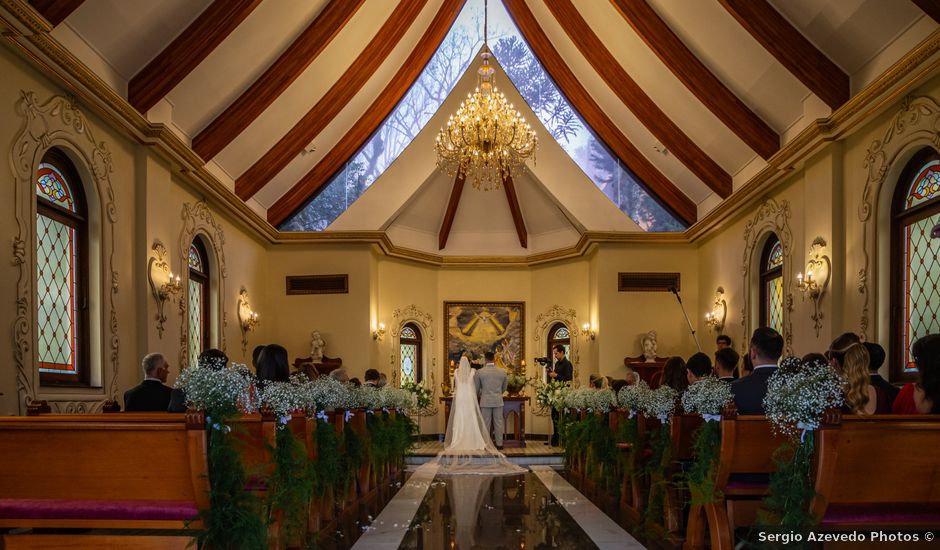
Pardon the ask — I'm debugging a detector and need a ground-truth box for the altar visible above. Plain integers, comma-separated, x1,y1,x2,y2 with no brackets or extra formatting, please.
441,396,530,447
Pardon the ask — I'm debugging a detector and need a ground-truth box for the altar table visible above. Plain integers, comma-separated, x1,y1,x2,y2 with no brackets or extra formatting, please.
441,396,530,447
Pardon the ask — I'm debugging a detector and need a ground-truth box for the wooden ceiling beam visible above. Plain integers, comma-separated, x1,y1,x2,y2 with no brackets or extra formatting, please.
267,0,466,226
29,0,84,27
236,0,428,201
501,0,697,225
439,171,466,250
545,0,731,198
192,0,365,161
718,0,849,111
611,0,779,160
911,0,940,24
128,0,262,114
502,173,528,248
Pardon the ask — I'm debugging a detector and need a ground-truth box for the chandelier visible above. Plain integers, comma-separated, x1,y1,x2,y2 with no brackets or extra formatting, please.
435,2,536,191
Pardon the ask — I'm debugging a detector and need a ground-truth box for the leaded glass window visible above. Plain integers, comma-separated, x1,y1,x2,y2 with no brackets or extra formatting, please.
400,323,422,384
188,237,210,363
759,235,783,334
35,150,88,385
893,149,940,380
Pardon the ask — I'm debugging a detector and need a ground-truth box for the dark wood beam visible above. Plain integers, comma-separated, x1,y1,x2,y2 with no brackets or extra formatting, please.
237,0,428,201
267,0,466,226
439,171,466,250
129,0,262,114
192,0,365,161
29,0,84,27
545,0,731,198
502,173,527,248
718,0,849,110
501,0,697,225
611,0,779,160
912,0,940,24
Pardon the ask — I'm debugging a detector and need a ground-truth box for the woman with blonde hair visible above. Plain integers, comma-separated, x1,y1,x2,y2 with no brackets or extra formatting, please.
839,342,882,415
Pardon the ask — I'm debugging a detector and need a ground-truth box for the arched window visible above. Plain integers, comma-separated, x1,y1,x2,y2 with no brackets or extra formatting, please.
759,234,784,333
188,237,211,362
36,149,89,385
547,322,570,382
399,323,422,384
891,148,940,380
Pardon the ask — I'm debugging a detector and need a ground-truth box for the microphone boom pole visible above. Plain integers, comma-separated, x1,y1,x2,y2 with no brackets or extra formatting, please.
669,287,701,352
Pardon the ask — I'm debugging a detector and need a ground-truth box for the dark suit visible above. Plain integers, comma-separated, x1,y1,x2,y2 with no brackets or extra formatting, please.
730,366,777,415
870,374,900,408
718,376,735,385
124,379,172,412
550,357,573,446
167,388,187,412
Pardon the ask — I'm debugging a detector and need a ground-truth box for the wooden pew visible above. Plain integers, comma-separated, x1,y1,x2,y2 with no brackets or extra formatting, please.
665,413,702,539
0,412,207,549
811,413,940,530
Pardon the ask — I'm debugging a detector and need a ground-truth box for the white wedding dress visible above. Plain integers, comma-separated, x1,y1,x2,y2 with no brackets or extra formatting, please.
435,357,525,475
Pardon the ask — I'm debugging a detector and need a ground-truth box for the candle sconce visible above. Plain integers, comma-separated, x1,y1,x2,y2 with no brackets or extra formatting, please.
147,240,181,338
796,236,831,337
704,286,727,332
580,323,596,340
237,286,259,356
372,322,386,341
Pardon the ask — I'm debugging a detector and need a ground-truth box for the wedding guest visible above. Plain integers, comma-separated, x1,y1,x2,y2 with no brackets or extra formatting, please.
893,334,940,414
714,348,739,384
840,342,882,415
378,373,388,388
364,369,381,388
740,352,754,378
124,353,172,412
251,344,266,372
827,332,861,374
662,356,689,394
731,328,783,414
623,369,640,386
686,352,713,384
611,379,629,393
716,335,732,351
168,349,227,412
329,367,349,384
256,344,290,389
349,378,362,388
864,342,899,408
802,352,828,365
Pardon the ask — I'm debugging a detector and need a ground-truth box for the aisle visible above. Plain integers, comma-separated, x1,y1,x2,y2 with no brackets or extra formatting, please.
351,463,645,549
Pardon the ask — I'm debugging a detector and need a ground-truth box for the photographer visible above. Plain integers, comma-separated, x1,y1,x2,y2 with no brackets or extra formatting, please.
546,344,573,446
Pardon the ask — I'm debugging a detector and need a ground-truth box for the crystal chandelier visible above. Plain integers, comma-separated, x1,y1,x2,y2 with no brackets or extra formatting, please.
435,1,536,191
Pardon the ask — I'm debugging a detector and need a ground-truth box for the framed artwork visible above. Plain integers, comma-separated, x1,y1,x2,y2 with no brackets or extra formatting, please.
444,301,525,368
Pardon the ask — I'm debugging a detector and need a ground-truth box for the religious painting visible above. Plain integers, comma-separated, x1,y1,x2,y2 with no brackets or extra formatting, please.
444,302,525,369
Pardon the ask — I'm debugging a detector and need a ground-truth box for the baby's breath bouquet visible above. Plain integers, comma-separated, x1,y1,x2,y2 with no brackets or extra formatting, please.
680,377,733,505
354,385,383,411
175,362,257,419
383,387,417,411
301,376,349,413
590,389,617,413
564,387,595,412
617,380,650,415
681,376,733,420
759,357,844,532
260,381,306,427
400,379,432,409
638,385,678,422
535,379,570,412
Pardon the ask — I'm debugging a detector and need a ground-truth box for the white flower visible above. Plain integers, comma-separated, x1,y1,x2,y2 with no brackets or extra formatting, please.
590,389,617,413
637,385,677,419
681,376,733,416
763,357,844,439
617,381,650,411
175,362,257,415
260,381,306,418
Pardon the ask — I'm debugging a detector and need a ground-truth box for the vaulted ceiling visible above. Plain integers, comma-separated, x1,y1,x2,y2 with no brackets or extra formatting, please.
28,0,939,255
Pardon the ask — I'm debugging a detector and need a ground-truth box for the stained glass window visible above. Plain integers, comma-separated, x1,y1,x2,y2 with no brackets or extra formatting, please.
759,235,783,334
400,323,422,383
35,150,87,384
895,151,940,377
188,244,203,272
188,279,203,363
767,241,783,270
547,323,571,383
188,238,210,362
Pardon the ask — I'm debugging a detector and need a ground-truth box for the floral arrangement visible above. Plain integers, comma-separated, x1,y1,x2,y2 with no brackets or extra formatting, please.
259,381,306,427
300,376,350,412
681,376,733,420
590,389,617,413
375,386,416,411
353,385,383,410
506,370,529,390
175,362,257,418
535,379,570,411
637,385,678,421
617,381,650,413
564,388,596,412
401,379,432,409
763,357,844,439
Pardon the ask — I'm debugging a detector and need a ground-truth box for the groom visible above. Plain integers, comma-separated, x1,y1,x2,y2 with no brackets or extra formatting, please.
475,351,508,449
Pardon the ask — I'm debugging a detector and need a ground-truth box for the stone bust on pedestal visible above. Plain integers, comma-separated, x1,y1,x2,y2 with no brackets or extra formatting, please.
310,330,325,364
641,331,658,362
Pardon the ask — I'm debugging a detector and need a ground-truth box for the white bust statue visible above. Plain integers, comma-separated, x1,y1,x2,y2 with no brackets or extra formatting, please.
641,331,658,362
310,330,326,364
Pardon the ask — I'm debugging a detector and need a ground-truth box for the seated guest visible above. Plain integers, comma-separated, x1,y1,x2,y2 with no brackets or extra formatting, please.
590,374,608,389
329,367,349,384
802,352,828,365
256,344,290,389
826,332,861,374
364,368,381,387
610,379,629,393
168,349,228,412
714,348,739,384
349,377,362,388
740,352,754,378
893,334,940,414
716,334,732,351
662,356,689,394
124,353,172,411
378,373,388,388
623,368,640,386
251,344,266,373
731,327,783,414
864,342,900,408
840,343,881,415
686,352,713,385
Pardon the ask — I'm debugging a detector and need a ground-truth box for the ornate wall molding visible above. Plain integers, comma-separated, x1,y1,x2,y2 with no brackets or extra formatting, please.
858,95,940,340
178,200,227,369
740,198,794,355
533,304,581,386
9,91,119,413
388,304,435,385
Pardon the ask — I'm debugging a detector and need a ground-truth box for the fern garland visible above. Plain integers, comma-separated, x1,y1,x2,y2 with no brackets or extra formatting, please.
266,425,315,543
686,421,722,505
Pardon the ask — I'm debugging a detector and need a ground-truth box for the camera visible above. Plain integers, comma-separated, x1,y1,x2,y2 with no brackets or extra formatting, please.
534,357,551,365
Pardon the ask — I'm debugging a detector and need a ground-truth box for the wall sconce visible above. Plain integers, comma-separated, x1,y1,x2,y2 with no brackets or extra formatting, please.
796,236,831,337
704,286,727,332
372,322,386,341
580,323,596,340
237,286,259,356
147,240,181,338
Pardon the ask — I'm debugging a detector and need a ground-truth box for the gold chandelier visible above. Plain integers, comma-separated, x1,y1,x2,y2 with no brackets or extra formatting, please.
435,2,536,191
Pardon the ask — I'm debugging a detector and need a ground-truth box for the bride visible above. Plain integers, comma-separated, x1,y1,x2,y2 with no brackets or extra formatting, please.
436,356,524,474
